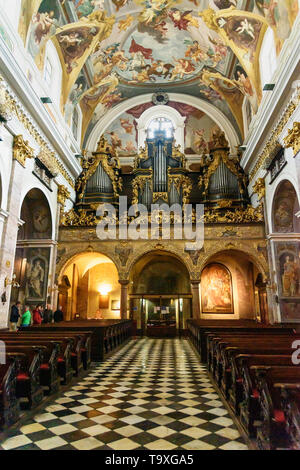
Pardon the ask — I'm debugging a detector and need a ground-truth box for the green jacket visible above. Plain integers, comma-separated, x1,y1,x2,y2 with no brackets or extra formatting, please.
21,310,31,326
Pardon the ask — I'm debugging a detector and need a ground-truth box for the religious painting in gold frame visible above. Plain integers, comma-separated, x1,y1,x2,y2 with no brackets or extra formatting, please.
201,263,234,314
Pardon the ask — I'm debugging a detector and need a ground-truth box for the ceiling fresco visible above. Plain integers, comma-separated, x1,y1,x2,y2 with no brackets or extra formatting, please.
17,0,299,147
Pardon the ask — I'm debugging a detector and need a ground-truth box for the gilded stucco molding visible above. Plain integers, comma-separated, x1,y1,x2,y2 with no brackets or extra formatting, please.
57,184,71,209
284,121,300,156
13,134,35,167
252,177,266,201
249,90,300,181
0,75,75,188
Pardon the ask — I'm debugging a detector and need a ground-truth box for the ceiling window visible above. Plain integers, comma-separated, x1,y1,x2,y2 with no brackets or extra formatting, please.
147,117,174,139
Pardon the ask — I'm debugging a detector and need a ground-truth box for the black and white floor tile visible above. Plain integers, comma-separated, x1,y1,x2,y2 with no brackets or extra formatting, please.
0,338,248,450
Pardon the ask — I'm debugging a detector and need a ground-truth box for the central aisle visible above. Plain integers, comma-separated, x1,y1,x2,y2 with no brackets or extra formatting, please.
0,338,248,450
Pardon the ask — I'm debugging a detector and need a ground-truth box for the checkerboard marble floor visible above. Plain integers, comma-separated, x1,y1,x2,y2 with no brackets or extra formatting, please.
0,338,248,451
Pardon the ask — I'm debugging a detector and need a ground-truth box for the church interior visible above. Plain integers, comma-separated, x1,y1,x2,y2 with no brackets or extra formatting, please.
0,0,300,452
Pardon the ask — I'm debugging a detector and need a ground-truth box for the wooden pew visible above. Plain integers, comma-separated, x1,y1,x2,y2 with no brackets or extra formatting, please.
252,366,300,450
24,330,92,370
235,354,295,436
211,335,299,387
0,356,19,430
0,336,63,391
187,319,296,362
274,383,300,450
28,320,133,361
5,346,44,409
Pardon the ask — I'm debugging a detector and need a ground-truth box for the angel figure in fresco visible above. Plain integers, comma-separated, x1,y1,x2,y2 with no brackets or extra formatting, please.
170,58,195,81
234,69,254,97
101,91,123,109
185,40,208,63
108,131,122,150
193,129,208,155
168,9,193,31
58,27,98,73
128,38,153,72
120,118,134,134
235,18,256,40
32,11,57,44
125,141,137,153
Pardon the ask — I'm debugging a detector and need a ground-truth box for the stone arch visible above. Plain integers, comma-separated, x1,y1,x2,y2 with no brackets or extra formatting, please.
18,187,53,241
56,248,121,320
271,179,300,233
56,246,121,284
198,247,268,320
86,93,241,155
199,245,269,282
126,245,193,281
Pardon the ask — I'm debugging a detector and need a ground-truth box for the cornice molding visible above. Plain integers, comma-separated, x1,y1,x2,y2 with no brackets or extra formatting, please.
241,15,300,178
0,38,81,185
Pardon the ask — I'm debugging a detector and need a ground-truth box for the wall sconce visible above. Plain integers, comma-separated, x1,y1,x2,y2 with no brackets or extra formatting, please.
98,284,112,296
4,274,20,288
1,292,7,304
98,284,112,309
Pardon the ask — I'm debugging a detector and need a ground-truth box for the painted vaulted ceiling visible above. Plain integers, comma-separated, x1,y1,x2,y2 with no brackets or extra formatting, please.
17,0,298,149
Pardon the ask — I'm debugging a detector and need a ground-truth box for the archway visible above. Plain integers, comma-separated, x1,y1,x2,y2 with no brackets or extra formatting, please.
272,179,300,233
200,249,268,323
11,188,54,308
58,252,120,321
129,251,192,336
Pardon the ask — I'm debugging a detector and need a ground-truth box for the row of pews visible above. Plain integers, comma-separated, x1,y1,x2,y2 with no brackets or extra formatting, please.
0,320,132,433
187,319,300,450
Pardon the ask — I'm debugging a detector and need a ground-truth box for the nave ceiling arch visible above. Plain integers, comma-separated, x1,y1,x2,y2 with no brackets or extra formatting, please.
15,0,299,149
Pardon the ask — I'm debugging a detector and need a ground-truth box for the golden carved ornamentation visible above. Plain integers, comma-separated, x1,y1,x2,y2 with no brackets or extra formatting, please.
132,174,153,205
216,200,233,209
253,178,266,201
153,192,168,203
283,121,300,156
168,174,193,205
172,143,186,169
57,184,71,208
250,91,300,180
210,129,229,150
0,77,12,121
13,135,35,167
37,145,58,176
0,75,74,187
198,8,218,31
61,208,98,227
77,135,122,199
133,146,149,170
204,203,264,224
198,147,247,197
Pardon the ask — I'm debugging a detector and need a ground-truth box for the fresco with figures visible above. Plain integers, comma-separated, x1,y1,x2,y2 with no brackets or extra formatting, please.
276,242,300,322
18,0,299,145
201,263,234,314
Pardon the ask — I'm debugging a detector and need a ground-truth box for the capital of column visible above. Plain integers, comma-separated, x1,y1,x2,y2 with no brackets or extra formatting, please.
119,280,130,287
190,280,200,286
